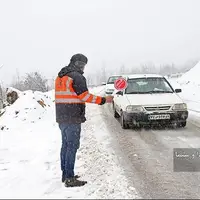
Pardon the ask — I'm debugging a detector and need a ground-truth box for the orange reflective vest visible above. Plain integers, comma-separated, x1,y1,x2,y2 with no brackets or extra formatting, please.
55,76,103,104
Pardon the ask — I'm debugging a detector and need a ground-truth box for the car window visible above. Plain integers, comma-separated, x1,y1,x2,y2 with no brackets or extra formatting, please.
125,78,174,94
107,76,121,84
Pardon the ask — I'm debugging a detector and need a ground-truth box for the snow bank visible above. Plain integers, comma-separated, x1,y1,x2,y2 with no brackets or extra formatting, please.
0,88,55,131
166,64,200,118
175,62,200,113
0,87,139,199
178,61,200,86
6,87,21,95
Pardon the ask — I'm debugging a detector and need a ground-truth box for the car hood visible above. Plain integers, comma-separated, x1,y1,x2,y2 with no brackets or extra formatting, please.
105,84,115,90
125,93,183,105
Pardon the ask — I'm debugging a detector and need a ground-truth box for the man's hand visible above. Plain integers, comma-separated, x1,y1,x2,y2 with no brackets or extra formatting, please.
105,96,114,103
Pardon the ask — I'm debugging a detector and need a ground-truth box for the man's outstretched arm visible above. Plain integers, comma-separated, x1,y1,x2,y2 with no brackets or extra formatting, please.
72,73,113,105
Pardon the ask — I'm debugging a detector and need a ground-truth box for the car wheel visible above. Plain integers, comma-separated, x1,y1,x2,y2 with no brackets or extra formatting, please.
120,111,129,129
114,110,120,118
178,121,187,127
133,124,142,130
113,103,120,118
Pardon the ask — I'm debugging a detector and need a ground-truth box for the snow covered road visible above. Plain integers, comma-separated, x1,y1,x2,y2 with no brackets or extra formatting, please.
100,103,200,199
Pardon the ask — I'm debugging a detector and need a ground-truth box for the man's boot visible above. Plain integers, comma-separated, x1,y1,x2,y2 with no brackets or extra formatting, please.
64,177,87,187
62,171,80,182
74,175,80,179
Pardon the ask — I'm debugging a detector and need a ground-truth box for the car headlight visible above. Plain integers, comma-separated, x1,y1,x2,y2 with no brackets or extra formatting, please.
172,103,187,110
126,105,144,113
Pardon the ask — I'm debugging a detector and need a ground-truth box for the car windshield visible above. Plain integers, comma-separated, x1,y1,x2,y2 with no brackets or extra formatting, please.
125,77,174,94
107,76,121,84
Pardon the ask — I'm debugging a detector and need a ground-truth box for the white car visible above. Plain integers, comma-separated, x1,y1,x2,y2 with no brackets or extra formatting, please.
113,74,188,129
105,75,122,95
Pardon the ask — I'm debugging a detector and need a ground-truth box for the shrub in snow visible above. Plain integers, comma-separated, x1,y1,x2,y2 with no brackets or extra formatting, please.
6,91,18,105
4,87,21,106
11,71,48,92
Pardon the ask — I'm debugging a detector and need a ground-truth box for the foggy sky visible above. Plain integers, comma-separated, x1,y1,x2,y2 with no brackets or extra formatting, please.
0,0,200,85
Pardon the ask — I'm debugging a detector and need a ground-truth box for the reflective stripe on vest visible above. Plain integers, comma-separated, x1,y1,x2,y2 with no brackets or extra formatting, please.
65,77,71,92
55,91,77,95
91,95,97,103
55,98,84,103
82,93,91,102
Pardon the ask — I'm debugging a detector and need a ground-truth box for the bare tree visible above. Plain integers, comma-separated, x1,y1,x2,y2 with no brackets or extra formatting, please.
11,71,48,92
23,72,48,92
140,62,157,74
94,66,107,85
130,67,141,74
119,64,126,74
0,81,7,109
100,66,107,83
159,64,176,75
11,78,24,91
0,66,4,109
0,84,3,109
141,64,149,73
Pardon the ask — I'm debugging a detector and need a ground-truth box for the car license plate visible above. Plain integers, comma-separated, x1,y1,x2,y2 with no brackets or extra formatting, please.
148,114,170,120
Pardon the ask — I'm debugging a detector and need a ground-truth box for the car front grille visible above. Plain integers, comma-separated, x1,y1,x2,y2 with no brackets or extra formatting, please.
144,106,171,111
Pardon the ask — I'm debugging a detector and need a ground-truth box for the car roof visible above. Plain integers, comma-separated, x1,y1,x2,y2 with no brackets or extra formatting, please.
108,75,123,77
122,74,163,79
108,74,130,78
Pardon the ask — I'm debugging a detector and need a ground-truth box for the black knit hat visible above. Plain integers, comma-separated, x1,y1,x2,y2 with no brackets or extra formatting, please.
70,53,88,64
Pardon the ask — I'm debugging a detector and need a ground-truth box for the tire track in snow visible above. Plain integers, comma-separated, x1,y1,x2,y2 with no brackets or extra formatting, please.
81,106,140,199
100,103,200,199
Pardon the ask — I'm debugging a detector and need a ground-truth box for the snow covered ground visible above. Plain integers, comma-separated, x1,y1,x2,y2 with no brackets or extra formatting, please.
1,62,200,199
0,87,139,199
167,61,200,123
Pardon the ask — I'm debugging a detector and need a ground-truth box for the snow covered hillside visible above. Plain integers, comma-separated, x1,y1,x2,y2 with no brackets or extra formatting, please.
178,61,200,86
167,61,200,120
0,88,139,199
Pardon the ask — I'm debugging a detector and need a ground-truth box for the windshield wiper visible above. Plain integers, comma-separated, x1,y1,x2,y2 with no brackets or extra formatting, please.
126,92,144,94
146,90,173,93
126,91,173,94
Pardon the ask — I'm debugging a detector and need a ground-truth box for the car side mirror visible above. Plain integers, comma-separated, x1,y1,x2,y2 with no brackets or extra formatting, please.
116,91,123,95
175,89,182,93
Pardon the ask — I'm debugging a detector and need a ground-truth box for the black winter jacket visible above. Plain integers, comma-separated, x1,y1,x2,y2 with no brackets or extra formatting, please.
55,64,106,124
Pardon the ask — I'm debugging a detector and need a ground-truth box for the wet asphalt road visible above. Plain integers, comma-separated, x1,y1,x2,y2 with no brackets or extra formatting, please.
101,104,200,199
